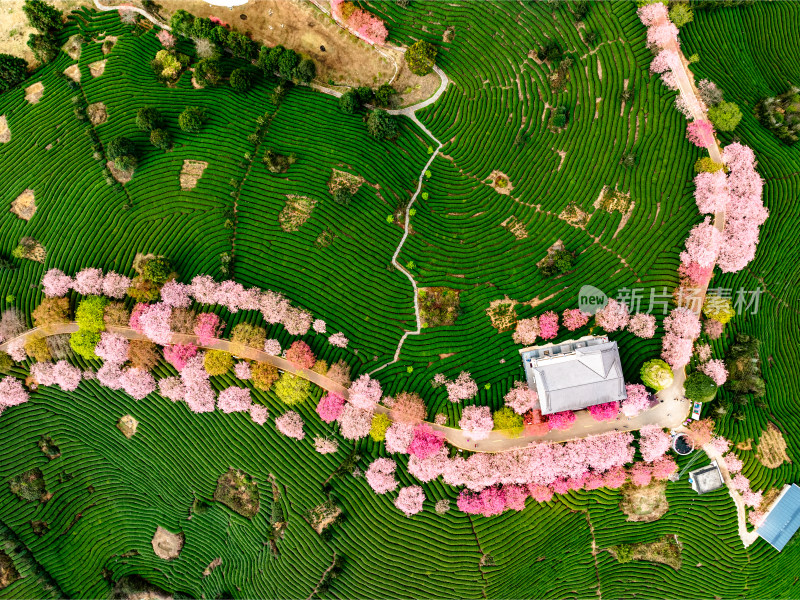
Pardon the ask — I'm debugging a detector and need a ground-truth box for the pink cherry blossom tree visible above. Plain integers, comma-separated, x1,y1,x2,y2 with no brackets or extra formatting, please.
408,448,448,482
700,359,728,385
366,458,398,494
528,484,554,502
639,425,671,462
97,362,124,390
628,313,656,339
102,271,131,299
630,462,654,487
459,405,494,440
120,367,156,400
159,377,186,402
157,29,175,48
249,404,269,426
694,343,712,362
217,387,252,413
548,410,576,431
385,422,415,453
650,48,680,74
665,307,702,339
349,374,382,410
538,311,559,340
680,217,721,268
743,489,763,509
446,371,478,403
686,120,715,148
651,457,678,480
160,280,193,308
312,319,327,334
512,317,539,345
276,410,305,440
704,319,724,340
329,332,349,348
190,275,218,305
317,392,346,423
562,309,590,331
95,332,130,365
72,268,104,296
314,437,338,454
708,435,731,455
259,290,289,324
661,333,694,368
394,485,425,517
694,170,729,214
588,401,619,422
138,303,173,346
723,452,743,473
234,361,251,380
337,404,373,440
621,383,650,418
637,2,668,26
730,473,750,493
504,380,538,415
164,343,197,372
281,307,312,336
647,22,679,49
0,376,29,408
42,269,73,297
595,298,630,332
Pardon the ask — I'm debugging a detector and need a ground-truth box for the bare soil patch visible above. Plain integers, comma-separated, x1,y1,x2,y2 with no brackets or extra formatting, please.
305,500,342,534
0,0,89,64
607,535,682,570
117,415,139,438
180,160,208,190
151,526,184,560
63,34,83,61
279,195,316,232
0,116,10,143
757,423,791,468
89,60,107,78
419,287,461,328
107,160,132,184
487,170,513,195
87,102,107,125
486,297,517,332
737,439,753,451
10,189,36,221
203,557,222,577
328,168,364,194
620,481,669,522
100,35,117,55
536,239,565,270
0,551,20,590
14,236,46,262
63,63,81,83
559,201,590,227
25,82,44,104
214,468,260,518
500,215,527,239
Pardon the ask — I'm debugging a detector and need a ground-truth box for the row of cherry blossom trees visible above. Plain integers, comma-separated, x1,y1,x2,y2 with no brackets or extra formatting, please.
330,0,388,45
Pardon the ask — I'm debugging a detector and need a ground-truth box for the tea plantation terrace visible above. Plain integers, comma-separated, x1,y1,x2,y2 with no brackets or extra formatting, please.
520,336,626,415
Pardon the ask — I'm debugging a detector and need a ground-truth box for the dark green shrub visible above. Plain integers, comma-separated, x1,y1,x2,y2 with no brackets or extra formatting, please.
230,68,255,92
195,57,222,86
339,90,360,114
295,58,316,83
179,107,207,133
136,107,164,131
150,128,172,151
23,0,63,33
375,83,396,107
226,31,254,59
684,372,718,403
169,9,195,37
278,48,300,79
0,54,30,92
106,137,136,160
141,257,172,285
405,39,437,75
366,109,398,141
27,33,59,63
332,187,353,206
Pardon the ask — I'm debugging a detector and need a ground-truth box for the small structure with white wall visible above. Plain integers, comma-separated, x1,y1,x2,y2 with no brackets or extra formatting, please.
688,461,724,494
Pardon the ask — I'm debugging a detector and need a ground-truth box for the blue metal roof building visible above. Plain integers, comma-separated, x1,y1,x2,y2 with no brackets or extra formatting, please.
757,484,800,551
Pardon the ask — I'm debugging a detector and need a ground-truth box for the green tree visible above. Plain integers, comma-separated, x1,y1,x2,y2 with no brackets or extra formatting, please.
355,86,374,104
332,187,353,206
369,413,391,442
209,25,228,47
136,106,164,131
374,83,396,107
366,109,398,141
179,107,207,133
230,68,255,92
27,33,58,63
204,350,233,376
405,39,437,76
493,407,524,437
685,372,718,403
195,57,222,87
141,257,172,284
669,3,693,27
708,101,742,132
0,351,13,374
169,9,195,37
641,359,674,391
0,54,29,93
70,330,101,360
106,137,136,161
278,48,300,79
258,45,284,75
295,58,316,83
615,544,634,563
75,296,108,332
191,16,215,40
23,0,63,33
226,31,254,59
150,128,172,151
339,89,360,114
274,372,311,405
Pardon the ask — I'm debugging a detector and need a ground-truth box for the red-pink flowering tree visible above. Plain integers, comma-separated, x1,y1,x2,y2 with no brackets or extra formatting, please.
652,456,678,480
217,387,252,413
407,423,445,460
249,404,269,426
316,392,346,423
503,485,529,511
700,359,728,385
73,268,105,296
129,303,147,333
385,422,415,453
603,466,628,489
157,29,175,48
0,376,29,408
394,485,425,517
349,374,382,410
630,462,654,487
285,340,316,370
445,371,478,403
138,302,173,346
694,170,729,214
538,311,559,340
512,317,539,345
678,261,713,287
686,120,715,148
160,280,192,308
548,410,576,431
562,308,590,331
337,404,373,440
504,380,538,415
365,458,398,494
588,401,619,422
276,410,305,440
194,313,223,345
639,425,671,462
459,405,494,440
331,0,388,45
680,217,721,268
528,484,554,502
164,343,197,372
595,298,630,332
95,332,130,365
42,269,73,297
621,383,650,418
628,313,656,339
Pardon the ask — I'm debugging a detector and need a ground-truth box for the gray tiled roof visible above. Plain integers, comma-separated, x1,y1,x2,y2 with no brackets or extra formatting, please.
758,484,800,551
688,463,725,494
521,339,627,415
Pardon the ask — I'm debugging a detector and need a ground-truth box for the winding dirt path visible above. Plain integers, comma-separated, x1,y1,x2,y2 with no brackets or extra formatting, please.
93,0,171,29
